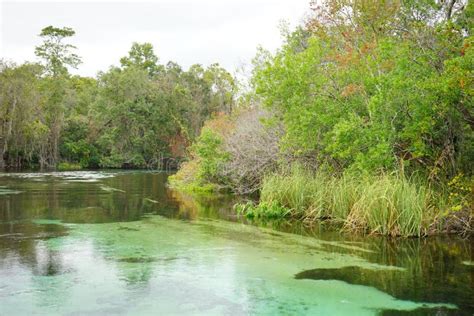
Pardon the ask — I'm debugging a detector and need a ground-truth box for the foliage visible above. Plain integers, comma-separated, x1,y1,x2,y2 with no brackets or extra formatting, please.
0,61,43,169
440,173,474,235
57,161,83,171
230,0,474,236
169,113,232,193
220,108,283,194
253,0,474,178
169,107,284,194
447,173,474,212
1,5,472,238
34,26,81,76
235,200,290,220
192,128,229,181
120,42,162,77
0,26,236,170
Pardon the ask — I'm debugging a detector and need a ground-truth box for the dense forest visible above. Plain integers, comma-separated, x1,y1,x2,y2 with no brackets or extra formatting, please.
0,0,472,236
170,0,473,236
0,26,235,170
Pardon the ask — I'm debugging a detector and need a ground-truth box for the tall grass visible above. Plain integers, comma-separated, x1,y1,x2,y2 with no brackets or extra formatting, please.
254,166,445,237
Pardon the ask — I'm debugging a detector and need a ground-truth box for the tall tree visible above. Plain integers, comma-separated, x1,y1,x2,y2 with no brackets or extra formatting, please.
34,26,82,77
204,63,236,115
35,26,82,168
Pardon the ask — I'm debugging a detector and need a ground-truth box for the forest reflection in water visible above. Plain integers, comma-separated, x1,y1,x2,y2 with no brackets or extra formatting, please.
0,171,472,315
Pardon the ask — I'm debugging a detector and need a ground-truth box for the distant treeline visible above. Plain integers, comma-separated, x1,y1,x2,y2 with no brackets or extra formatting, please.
0,26,235,170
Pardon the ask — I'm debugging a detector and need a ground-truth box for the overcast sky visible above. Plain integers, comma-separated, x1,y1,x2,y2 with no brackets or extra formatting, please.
0,0,309,77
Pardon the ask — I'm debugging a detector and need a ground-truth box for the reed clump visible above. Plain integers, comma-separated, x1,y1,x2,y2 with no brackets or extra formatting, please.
240,166,450,237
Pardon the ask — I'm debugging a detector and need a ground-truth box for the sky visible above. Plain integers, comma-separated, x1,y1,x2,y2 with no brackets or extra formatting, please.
0,0,310,77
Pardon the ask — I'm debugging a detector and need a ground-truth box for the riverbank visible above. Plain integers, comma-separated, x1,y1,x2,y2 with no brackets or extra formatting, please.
170,164,473,238
235,168,472,238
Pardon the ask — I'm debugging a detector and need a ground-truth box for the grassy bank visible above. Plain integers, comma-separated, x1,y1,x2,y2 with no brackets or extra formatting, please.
237,167,472,237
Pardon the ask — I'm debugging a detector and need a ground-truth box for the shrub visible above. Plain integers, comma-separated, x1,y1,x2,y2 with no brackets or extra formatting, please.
221,108,283,194
170,108,283,194
235,200,290,220
168,113,232,193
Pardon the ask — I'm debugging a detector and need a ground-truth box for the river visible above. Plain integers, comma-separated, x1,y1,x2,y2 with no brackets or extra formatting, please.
0,171,472,315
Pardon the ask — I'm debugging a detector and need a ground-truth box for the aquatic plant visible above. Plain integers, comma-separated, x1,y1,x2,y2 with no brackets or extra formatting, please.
239,166,454,237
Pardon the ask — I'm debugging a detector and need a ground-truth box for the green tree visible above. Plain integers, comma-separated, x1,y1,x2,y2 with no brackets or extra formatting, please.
253,0,473,177
34,26,82,168
120,42,162,77
60,76,99,168
34,26,82,77
0,61,44,169
204,63,236,114
93,65,174,168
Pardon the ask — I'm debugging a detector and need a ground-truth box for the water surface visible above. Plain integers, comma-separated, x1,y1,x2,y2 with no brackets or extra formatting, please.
0,171,472,315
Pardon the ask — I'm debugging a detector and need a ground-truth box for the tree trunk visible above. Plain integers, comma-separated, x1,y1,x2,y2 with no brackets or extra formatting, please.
0,137,5,170
445,0,457,20
0,120,5,170
0,94,17,169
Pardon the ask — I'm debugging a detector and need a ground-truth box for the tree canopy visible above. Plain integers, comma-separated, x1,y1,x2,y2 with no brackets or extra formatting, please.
0,29,236,170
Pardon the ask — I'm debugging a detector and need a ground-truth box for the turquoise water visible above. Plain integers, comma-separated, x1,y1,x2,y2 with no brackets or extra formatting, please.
0,171,472,315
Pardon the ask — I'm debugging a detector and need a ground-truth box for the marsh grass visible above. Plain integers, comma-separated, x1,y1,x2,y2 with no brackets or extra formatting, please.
248,166,447,237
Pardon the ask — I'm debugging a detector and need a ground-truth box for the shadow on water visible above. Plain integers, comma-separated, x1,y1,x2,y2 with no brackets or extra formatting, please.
0,171,176,286
295,263,473,315
240,210,474,314
288,228,473,315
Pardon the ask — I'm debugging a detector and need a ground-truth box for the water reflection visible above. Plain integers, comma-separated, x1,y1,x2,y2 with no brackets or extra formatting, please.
0,171,472,315
0,171,170,225
167,189,242,221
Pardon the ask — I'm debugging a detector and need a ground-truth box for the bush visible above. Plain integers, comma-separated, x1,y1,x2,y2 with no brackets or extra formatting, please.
192,128,230,182
221,108,283,194
170,108,283,194
235,200,290,220
168,113,232,193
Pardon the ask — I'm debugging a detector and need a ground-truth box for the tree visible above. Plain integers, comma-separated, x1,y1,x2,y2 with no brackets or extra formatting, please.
33,26,82,168
60,76,99,168
93,66,175,168
253,0,473,177
0,61,43,169
204,63,236,114
120,42,162,77
34,26,82,77
1,30,236,170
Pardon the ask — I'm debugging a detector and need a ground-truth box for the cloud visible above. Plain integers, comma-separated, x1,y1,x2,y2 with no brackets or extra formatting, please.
0,0,309,76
